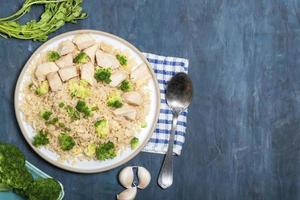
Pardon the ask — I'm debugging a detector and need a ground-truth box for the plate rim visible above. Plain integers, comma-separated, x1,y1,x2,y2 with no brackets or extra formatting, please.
14,29,161,173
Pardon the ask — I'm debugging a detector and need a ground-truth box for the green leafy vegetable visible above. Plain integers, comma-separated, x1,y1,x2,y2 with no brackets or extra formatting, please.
116,54,127,66
119,80,133,92
96,141,116,160
73,52,89,64
58,133,75,151
94,119,109,138
27,178,61,200
75,100,92,117
0,143,62,199
0,0,87,41
130,137,139,149
45,117,58,125
35,81,49,96
32,130,49,147
39,110,52,120
94,67,112,83
47,51,60,61
66,105,80,121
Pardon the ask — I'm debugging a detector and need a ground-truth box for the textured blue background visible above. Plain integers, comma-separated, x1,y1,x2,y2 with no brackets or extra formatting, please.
1,0,300,199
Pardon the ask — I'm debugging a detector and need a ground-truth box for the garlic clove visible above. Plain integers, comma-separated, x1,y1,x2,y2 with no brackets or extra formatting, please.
119,166,134,188
137,166,151,189
117,187,137,200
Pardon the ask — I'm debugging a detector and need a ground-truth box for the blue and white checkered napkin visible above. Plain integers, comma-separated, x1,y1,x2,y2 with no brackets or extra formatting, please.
142,53,189,155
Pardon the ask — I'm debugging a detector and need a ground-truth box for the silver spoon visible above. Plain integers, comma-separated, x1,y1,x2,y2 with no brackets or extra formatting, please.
158,72,193,189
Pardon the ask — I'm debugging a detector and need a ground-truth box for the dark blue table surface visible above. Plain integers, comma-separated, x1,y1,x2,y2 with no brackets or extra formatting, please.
1,0,300,199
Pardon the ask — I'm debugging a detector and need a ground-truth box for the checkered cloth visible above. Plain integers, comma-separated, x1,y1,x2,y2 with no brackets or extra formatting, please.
142,53,189,155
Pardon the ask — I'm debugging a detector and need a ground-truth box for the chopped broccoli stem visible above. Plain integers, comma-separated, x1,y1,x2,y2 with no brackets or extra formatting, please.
39,111,52,120
58,102,65,108
84,144,96,157
58,133,75,151
32,130,49,147
96,141,116,160
130,137,139,149
94,67,112,83
119,80,133,92
75,100,92,117
66,105,80,121
47,51,60,62
116,54,127,66
73,52,89,64
94,119,109,138
35,81,49,96
27,178,61,200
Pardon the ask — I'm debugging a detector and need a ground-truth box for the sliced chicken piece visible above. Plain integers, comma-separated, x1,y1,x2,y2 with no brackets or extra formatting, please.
46,72,62,91
122,91,142,106
131,63,151,81
35,62,59,81
81,62,95,85
100,42,113,53
55,54,73,68
83,44,98,64
109,71,127,87
96,50,119,69
57,40,76,55
73,34,95,50
58,66,79,82
112,106,137,120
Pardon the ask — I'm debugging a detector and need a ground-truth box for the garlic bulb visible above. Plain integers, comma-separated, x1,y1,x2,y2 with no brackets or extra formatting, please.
119,166,134,188
137,166,151,189
117,187,137,200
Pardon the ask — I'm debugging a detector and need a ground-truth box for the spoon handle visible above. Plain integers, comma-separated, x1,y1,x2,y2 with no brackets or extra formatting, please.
158,113,178,189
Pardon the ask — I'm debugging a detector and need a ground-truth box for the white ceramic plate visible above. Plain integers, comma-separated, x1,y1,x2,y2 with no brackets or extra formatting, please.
14,30,160,173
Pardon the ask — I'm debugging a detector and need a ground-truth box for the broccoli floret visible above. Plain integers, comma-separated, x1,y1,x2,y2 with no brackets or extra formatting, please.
69,80,90,98
47,51,60,62
84,144,96,157
94,67,112,83
58,133,75,151
94,119,109,138
96,141,116,160
66,105,80,121
58,102,65,108
32,130,49,147
75,100,92,117
107,93,123,108
26,178,61,200
130,137,139,149
39,111,52,120
116,54,127,66
35,81,49,96
73,52,89,64
119,80,133,92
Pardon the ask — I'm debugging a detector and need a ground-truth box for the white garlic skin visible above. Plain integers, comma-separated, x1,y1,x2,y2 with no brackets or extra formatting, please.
117,187,137,200
137,166,151,189
119,166,134,188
